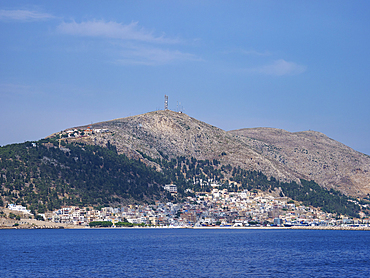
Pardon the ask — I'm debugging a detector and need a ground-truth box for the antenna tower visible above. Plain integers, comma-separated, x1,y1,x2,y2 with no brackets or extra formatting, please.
164,95,168,110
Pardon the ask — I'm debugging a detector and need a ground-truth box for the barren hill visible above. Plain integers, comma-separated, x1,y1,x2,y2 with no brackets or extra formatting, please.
58,110,370,198
228,128,370,197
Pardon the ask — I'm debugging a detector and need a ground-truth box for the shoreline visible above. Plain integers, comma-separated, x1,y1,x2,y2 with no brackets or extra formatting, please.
2,224,370,231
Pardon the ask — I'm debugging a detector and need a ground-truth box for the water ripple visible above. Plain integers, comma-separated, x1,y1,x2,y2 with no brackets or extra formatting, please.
1,229,370,277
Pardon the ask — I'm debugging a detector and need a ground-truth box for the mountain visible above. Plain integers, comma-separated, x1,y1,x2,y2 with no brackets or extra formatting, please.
228,128,370,197
1,110,369,217
59,110,370,198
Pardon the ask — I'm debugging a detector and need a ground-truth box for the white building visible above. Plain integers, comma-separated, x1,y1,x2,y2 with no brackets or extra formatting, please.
8,204,31,214
164,184,177,193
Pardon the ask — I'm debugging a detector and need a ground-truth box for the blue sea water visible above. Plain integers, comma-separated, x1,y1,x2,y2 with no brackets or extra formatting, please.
1,228,370,277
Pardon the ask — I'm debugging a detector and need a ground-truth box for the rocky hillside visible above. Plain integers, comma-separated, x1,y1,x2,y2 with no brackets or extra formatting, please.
229,128,370,197
54,110,370,198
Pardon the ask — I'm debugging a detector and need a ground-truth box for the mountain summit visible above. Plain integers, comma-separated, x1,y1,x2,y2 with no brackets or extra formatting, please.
56,110,370,198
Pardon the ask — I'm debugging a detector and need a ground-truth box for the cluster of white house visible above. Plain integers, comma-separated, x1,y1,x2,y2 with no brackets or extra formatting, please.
60,128,110,138
38,187,369,227
7,183,368,227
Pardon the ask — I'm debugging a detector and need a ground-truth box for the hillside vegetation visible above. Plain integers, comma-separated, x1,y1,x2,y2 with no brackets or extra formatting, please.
0,138,367,218
0,140,168,214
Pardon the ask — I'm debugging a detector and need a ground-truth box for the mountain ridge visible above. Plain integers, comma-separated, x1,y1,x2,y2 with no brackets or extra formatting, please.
55,110,370,198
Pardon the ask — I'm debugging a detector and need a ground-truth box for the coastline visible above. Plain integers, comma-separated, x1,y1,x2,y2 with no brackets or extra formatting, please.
193,225,370,231
2,221,370,231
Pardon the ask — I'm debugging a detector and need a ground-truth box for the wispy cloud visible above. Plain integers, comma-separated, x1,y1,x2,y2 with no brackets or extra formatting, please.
0,9,55,21
224,48,271,56
250,59,306,76
0,83,42,97
240,49,271,56
57,20,180,44
57,20,200,65
116,45,202,66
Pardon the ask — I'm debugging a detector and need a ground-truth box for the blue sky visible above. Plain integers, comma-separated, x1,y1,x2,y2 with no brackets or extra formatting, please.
1,1,370,155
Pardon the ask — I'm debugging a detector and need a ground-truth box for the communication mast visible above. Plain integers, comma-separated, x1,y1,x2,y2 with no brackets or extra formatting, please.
164,95,168,110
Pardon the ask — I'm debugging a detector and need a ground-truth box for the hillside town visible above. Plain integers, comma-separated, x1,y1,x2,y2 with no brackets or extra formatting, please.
3,186,369,229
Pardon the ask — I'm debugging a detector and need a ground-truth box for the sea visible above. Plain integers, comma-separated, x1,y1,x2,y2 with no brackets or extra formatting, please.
1,228,370,277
